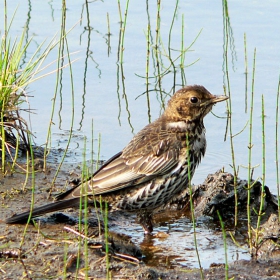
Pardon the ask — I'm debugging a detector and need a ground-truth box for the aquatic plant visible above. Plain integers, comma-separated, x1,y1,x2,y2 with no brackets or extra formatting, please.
0,6,57,172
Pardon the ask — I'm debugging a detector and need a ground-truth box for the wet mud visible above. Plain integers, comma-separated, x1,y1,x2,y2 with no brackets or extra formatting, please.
1,159,280,279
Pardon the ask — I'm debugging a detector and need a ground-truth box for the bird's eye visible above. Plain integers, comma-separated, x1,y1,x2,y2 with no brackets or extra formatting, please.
190,97,199,103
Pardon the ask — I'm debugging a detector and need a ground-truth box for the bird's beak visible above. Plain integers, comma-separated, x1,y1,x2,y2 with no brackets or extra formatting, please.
200,95,229,107
212,95,229,103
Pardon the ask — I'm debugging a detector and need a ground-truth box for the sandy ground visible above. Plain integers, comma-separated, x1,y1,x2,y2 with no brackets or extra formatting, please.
1,159,280,279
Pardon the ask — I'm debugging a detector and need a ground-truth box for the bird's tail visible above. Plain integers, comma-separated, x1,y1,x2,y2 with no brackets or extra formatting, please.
5,197,82,224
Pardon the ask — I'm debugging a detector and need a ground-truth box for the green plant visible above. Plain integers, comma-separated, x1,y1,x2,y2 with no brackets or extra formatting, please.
0,10,57,172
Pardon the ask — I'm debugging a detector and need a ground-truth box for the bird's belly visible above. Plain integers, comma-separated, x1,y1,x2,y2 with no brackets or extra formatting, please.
115,164,192,211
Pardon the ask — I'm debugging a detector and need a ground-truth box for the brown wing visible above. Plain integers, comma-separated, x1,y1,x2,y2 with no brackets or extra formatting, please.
68,119,184,198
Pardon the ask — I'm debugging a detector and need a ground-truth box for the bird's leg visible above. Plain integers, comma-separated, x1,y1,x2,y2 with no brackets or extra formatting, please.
137,212,153,235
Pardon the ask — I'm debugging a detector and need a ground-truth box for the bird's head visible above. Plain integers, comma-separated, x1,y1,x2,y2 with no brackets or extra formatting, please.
163,85,228,122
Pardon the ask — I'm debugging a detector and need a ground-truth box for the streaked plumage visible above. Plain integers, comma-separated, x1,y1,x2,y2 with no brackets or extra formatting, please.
6,85,228,233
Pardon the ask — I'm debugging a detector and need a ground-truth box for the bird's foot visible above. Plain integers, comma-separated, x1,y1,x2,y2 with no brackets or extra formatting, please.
137,212,154,235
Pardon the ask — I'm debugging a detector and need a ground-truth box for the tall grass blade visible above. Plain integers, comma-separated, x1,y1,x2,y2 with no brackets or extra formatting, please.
247,48,257,252
276,76,280,220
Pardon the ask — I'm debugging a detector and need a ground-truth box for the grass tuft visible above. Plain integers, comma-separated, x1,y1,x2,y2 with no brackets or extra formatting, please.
0,9,58,172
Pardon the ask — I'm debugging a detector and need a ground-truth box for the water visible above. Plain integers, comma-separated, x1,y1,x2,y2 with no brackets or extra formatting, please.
1,0,279,268
112,215,250,269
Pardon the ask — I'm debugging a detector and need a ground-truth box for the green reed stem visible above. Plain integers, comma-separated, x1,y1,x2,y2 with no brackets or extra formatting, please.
276,76,280,220
247,48,257,252
1,0,7,171
244,33,248,113
96,133,101,170
20,134,34,248
217,211,228,280
96,133,103,234
180,14,187,87
145,23,151,123
91,119,94,174
118,0,130,64
89,121,101,235
82,137,89,278
1,124,4,172
104,202,110,279
255,95,266,246
155,0,164,106
222,0,238,227
76,137,90,279
186,134,204,280
22,150,29,191
10,134,20,173
167,0,179,94
167,0,178,59
50,2,75,190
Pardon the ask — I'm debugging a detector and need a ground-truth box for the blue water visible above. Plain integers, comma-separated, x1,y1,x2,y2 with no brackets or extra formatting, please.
1,0,279,268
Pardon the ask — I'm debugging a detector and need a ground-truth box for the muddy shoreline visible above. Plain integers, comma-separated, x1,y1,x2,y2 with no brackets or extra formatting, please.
1,160,280,279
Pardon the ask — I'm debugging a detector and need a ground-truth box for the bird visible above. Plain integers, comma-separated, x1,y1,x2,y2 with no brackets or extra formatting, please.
5,85,228,234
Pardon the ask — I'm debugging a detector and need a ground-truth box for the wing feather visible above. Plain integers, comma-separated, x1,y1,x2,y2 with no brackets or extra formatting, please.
68,119,186,198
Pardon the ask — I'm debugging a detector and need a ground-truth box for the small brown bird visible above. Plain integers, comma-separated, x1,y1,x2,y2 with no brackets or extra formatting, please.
6,85,228,234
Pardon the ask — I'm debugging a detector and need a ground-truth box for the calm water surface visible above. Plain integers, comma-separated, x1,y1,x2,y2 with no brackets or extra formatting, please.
1,0,280,268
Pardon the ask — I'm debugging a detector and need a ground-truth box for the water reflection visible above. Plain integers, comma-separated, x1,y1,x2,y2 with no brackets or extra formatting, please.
116,2,133,132
222,0,237,76
105,12,112,56
58,4,66,130
2,0,280,268
20,0,31,67
48,0,55,21
79,0,92,130
113,213,250,269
